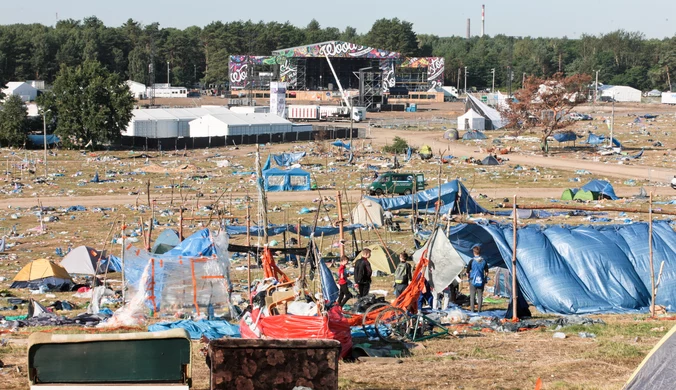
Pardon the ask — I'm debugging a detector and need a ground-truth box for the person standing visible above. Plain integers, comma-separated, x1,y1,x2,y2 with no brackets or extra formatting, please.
466,246,489,312
393,252,413,297
336,256,352,307
354,248,372,298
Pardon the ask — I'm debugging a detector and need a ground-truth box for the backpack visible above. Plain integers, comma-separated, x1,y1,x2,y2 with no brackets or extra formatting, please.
469,257,486,288
394,262,410,285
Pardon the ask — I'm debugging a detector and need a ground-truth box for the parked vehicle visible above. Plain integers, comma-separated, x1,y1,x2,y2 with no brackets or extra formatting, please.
369,172,425,196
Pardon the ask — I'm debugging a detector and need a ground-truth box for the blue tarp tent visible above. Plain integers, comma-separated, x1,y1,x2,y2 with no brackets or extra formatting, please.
152,229,181,254
27,134,60,146
366,180,488,215
553,131,577,142
581,179,619,200
447,221,676,314
331,140,351,150
462,130,487,140
225,224,363,238
164,229,215,257
272,152,306,167
319,260,339,304
263,168,311,191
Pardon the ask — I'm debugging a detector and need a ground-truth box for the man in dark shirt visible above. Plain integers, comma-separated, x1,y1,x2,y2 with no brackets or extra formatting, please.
354,248,372,298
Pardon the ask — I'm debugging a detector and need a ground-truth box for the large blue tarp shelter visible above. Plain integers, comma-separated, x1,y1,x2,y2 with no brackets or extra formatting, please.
446,221,676,314
366,180,488,215
581,179,619,200
584,133,621,147
553,131,577,142
27,134,60,146
262,168,311,192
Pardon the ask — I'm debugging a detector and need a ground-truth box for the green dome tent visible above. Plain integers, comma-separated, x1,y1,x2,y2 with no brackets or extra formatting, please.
573,189,597,201
561,188,579,200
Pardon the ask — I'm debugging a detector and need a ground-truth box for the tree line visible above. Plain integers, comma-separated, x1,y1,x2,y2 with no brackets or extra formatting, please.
1,16,674,91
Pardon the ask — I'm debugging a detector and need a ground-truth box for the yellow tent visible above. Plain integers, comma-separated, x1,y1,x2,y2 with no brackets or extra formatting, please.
356,245,397,275
11,259,72,289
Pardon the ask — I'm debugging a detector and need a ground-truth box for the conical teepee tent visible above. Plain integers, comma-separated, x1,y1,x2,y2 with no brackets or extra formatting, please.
351,198,384,227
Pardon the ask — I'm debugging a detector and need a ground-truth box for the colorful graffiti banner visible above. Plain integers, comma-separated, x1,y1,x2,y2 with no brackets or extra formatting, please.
273,41,400,59
400,57,445,90
229,55,277,88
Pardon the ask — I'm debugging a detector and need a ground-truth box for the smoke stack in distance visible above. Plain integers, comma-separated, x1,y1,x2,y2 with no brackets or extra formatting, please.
481,5,485,37
466,18,471,39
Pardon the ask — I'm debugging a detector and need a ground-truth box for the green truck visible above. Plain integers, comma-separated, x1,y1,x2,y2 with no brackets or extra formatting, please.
368,172,425,195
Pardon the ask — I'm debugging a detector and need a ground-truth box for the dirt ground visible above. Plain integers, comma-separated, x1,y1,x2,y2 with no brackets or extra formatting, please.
0,100,675,389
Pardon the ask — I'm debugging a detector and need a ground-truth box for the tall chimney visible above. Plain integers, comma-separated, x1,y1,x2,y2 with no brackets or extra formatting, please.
481,5,485,37
466,18,471,39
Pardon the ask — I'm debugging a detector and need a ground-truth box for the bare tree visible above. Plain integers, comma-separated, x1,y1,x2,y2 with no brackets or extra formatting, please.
503,72,592,153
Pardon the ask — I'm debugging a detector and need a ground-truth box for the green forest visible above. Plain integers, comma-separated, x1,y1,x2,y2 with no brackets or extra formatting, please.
0,16,674,91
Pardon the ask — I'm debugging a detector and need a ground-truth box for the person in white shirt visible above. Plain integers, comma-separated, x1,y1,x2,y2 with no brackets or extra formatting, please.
671,175,676,188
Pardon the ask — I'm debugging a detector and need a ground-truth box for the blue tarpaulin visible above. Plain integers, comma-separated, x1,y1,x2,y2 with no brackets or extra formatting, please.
446,221,676,314
262,168,311,191
272,152,306,167
462,131,487,140
164,229,215,257
27,134,60,146
319,260,339,304
331,140,351,150
581,179,619,200
553,131,577,142
366,180,488,215
148,319,240,339
585,133,621,147
225,224,363,238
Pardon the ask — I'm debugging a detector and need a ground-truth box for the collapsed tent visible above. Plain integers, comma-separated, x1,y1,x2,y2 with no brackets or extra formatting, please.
466,93,507,129
462,130,487,140
331,140,351,150
262,168,311,191
11,259,73,290
481,155,501,166
447,221,676,314
272,152,306,167
60,246,120,275
366,180,488,215
152,229,181,254
584,133,622,147
561,188,579,200
351,198,384,227
552,131,577,143
581,179,619,200
412,229,466,291
356,245,397,275
624,324,676,389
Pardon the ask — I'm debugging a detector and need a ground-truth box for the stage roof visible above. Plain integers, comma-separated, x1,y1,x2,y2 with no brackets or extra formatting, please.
271,41,401,59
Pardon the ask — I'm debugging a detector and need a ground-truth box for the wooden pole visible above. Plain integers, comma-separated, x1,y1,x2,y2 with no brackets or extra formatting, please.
246,198,252,306
649,192,655,317
121,218,126,303
504,203,676,216
179,207,183,241
360,202,396,269
337,191,345,257
512,195,518,321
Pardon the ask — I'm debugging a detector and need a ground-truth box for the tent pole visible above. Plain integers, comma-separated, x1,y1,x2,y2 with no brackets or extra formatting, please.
512,195,518,321
337,191,345,257
246,198,252,306
649,192,655,317
179,207,183,241
121,217,126,303
361,202,396,269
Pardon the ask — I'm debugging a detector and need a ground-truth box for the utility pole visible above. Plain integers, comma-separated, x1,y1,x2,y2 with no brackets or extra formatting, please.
42,110,49,178
167,61,170,85
594,69,600,109
610,93,615,148
491,68,495,93
522,73,526,88
464,66,468,94
457,68,461,92
507,66,512,97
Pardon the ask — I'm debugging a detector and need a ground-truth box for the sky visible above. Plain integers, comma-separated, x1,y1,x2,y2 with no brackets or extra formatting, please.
2,0,675,39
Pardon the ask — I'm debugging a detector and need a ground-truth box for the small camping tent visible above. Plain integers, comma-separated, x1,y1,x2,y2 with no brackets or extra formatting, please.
263,168,311,192
351,198,384,227
152,229,181,254
60,246,111,275
462,130,487,140
11,259,72,290
581,179,619,200
561,188,579,200
458,109,486,131
481,155,500,166
356,245,396,275
573,189,596,201
443,129,459,141
624,324,676,389
419,145,433,160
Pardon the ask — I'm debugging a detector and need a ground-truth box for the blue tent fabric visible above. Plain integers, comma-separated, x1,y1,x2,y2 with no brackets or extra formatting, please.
405,147,412,162
272,152,306,167
462,131,487,140
164,229,215,257
331,140,351,150
581,179,619,200
224,224,363,238
105,255,123,272
553,132,577,142
152,229,181,254
319,261,339,304
27,134,60,146
585,133,622,147
262,154,271,171
148,319,240,339
447,221,676,314
366,180,488,215
262,168,311,192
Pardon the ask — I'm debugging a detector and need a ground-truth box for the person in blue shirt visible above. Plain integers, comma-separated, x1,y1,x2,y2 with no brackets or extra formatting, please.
466,245,489,312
